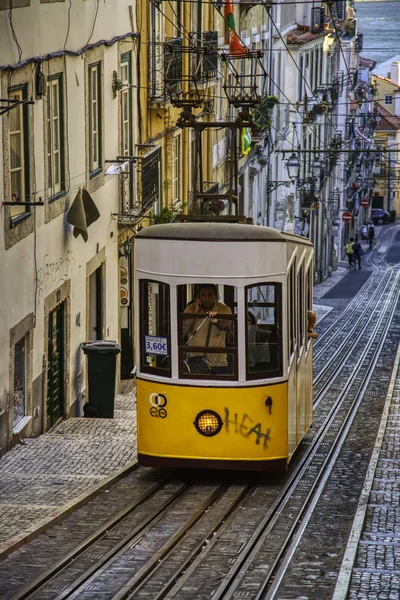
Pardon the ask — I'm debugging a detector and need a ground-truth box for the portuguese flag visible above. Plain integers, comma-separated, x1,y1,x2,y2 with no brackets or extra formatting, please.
225,0,247,56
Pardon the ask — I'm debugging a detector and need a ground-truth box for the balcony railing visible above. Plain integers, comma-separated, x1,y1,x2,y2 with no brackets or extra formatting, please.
164,37,183,93
190,31,219,83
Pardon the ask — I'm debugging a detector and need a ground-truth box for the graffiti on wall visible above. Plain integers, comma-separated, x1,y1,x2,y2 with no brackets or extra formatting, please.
36,250,80,299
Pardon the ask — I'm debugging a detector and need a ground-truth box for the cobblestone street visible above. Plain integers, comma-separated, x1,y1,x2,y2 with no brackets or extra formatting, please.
0,390,136,555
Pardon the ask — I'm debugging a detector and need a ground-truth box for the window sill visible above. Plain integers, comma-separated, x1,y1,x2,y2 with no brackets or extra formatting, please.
10,211,31,228
49,190,66,203
89,167,103,180
13,415,32,436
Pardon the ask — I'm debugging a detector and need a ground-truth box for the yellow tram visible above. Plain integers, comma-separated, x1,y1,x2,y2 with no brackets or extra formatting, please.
134,222,314,471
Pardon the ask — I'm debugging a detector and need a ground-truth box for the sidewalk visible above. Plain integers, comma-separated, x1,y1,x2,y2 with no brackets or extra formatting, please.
0,387,137,556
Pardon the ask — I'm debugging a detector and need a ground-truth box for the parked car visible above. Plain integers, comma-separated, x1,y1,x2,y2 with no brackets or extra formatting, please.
371,208,390,224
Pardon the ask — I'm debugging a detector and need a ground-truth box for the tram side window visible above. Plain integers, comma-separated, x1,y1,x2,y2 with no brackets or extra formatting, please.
246,283,282,379
297,265,305,350
139,280,171,376
288,264,296,358
306,266,313,343
177,283,237,379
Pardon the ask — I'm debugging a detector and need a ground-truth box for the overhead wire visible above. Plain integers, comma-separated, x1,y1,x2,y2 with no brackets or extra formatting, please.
87,0,100,46
8,0,23,63
154,0,373,160
266,5,343,142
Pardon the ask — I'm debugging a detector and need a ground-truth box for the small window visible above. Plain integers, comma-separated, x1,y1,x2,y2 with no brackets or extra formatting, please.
88,62,102,175
178,283,237,380
384,95,393,105
246,283,282,379
13,337,26,428
47,75,65,199
8,86,30,222
120,53,133,210
140,281,171,376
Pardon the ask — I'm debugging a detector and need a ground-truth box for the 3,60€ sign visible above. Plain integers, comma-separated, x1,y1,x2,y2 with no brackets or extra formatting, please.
145,335,168,355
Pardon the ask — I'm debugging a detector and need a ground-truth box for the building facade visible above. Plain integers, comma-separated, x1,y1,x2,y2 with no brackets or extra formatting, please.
0,0,139,452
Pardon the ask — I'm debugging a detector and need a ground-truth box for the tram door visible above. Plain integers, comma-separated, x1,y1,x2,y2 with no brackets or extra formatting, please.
47,303,65,428
287,264,297,455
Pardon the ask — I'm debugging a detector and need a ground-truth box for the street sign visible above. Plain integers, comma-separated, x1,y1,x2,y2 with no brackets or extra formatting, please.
361,199,369,207
342,211,352,223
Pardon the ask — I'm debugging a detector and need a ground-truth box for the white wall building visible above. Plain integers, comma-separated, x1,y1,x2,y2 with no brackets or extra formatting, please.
0,0,139,453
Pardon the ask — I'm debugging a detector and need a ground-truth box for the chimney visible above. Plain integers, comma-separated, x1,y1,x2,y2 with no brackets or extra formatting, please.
390,62,400,86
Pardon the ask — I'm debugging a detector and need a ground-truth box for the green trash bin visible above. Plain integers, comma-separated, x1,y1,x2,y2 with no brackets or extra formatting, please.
81,340,121,418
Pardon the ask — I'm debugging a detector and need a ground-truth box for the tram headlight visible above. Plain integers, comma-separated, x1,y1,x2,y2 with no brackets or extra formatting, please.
194,410,223,437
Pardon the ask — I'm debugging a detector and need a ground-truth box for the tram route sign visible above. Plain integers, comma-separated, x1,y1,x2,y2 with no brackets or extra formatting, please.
342,211,352,223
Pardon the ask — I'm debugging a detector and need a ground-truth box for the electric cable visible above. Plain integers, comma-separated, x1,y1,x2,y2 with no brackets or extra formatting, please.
87,0,100,46
8,0,23,63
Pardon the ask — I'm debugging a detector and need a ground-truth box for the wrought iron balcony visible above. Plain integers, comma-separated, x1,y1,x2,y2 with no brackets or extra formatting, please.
164,37,183,93
355,33,363,53
189,31,219,83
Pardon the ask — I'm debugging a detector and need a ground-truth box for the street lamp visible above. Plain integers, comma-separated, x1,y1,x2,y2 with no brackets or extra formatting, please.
355,175,363,188
119,239,132,258
267,181,291,193
286,153,301,181
311,157,324,180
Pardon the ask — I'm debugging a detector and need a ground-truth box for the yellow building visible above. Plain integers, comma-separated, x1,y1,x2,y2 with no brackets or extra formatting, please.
372,64,400,217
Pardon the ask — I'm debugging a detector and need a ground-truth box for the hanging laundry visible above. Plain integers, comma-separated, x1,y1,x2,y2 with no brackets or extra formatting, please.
66,188,100,242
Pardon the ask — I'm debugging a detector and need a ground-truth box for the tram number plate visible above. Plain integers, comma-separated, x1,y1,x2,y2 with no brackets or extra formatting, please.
145,335,168,355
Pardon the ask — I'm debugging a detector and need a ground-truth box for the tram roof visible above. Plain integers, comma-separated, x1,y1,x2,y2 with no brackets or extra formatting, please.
136,222,312,244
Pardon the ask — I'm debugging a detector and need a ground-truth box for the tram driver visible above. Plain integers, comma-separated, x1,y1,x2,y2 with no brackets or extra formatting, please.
183,283,232,375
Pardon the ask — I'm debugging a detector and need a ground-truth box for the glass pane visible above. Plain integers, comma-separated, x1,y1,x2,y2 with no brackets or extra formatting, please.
120,63,128,83
123,93,128,121
48,154,52,188
53,121,59,151
54,153,60,185
10,133,22,170
123,122,128,153
52,83,59,117
13,338,26,427
91,69,97,101
92,102,97,131
11,170,22,199
246,283,281,378
141,281,171,373
178,283,237,378
9,99,21,132
93,133,97,162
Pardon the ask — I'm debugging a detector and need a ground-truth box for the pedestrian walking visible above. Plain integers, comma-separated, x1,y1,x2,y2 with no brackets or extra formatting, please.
345,238,355,269
352,235,363,270
368,224,375,250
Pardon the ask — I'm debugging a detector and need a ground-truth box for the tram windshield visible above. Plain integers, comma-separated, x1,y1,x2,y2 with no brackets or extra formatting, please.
177,283,237,379
246,283,282,379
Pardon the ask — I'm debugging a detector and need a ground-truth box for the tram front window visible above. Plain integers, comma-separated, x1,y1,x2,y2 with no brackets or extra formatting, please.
246,283,282,379
139,280,171,376
178,283,237,379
